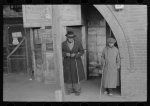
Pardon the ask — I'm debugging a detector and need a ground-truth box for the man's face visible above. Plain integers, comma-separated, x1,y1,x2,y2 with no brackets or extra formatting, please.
108,42,114,47
67,34,74,43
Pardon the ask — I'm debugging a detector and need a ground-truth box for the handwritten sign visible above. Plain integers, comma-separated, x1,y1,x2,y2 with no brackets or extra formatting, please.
12,32,22,38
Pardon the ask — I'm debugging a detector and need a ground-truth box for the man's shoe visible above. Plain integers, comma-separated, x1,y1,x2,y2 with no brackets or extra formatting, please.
66,89,74,95
66,92,71,95
108,93,113,96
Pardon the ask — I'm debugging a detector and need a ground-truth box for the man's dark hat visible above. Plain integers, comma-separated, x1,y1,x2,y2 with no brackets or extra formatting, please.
65,31,76,38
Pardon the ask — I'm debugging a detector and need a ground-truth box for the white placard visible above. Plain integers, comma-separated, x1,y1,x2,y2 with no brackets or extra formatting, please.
12,32,22,38
115,5,124,10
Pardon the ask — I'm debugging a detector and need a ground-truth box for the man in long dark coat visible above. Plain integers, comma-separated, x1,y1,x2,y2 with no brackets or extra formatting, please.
62,31,85,96
101,37,121,96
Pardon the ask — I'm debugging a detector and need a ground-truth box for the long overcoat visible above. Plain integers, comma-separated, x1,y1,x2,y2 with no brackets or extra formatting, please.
101,46,121,88
62,40,85,84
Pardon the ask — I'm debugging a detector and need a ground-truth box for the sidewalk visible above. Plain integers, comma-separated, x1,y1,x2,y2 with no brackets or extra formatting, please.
64,78,126,102
3,73,56,101
3,73,130,102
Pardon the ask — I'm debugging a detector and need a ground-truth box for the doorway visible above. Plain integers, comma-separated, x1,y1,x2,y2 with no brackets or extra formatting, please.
66,26,87,79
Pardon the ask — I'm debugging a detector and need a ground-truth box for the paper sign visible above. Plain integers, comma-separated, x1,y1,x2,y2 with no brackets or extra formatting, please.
12,32,17,38
12,32,22,38
12,32,22,45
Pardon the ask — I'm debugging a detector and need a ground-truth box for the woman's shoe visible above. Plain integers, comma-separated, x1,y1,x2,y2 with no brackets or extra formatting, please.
75,91,80,96
74,90,81,96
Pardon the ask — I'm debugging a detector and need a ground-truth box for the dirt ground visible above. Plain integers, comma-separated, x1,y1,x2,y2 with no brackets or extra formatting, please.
3,73,130,102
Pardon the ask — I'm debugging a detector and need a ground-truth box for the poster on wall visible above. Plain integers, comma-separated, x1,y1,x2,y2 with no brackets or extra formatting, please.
22,5,52,28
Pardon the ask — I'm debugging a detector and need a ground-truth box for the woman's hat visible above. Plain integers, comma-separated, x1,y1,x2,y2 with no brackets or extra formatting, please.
65,31,76,38
107,37,116,44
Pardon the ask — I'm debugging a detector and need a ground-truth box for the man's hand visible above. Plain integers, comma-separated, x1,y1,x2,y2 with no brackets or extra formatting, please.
66,53,71,57
70,53,76,57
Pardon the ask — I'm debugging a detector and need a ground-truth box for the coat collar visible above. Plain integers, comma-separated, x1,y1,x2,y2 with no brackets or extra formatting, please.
64,40,77,51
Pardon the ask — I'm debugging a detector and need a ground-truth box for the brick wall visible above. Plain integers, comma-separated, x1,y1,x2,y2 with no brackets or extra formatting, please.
107,5,147,101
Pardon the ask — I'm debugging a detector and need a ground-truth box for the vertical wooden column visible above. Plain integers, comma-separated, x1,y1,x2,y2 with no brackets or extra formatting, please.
30,29,36,78
41,35,46,82
6,26,10,74
52,5,65,101
25,28,29,75
81,26,87,80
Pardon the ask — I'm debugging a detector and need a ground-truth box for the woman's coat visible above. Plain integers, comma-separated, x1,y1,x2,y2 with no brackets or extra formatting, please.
101,46,121,88
62,40,85,84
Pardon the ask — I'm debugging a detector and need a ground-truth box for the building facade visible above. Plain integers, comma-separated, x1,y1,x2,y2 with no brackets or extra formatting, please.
3,5,147,101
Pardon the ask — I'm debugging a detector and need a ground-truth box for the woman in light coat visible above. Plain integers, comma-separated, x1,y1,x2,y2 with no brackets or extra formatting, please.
101,37,121,96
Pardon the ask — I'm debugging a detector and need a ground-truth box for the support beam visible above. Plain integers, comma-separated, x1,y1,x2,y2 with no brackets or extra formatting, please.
25,29,29,75
30,29,36,78
52,5,65,101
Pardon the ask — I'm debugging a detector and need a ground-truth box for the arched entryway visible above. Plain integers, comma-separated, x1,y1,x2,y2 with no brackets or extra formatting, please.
81,5,123,96
93,5,130,96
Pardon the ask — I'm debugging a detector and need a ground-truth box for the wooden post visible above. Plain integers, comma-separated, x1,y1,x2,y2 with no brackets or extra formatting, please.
41,34,46,82
30,29,36,79
81,26,87,80
6,26,10,74
52,5,65,101
25,29,29,75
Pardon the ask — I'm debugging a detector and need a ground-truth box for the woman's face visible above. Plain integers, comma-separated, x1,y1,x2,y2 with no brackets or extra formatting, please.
108,42,114,47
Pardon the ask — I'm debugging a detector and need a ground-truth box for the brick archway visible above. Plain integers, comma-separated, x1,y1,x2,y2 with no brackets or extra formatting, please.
94,5,130,96
94,5,130,68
